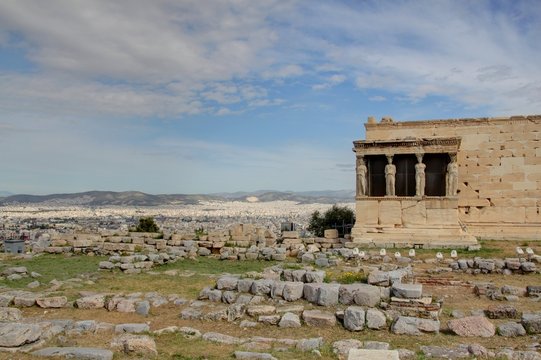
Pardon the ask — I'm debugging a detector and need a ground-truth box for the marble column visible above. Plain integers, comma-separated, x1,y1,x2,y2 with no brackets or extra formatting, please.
385,155,396,196
415,153,426,197
446,153,458,196
356,156,367,197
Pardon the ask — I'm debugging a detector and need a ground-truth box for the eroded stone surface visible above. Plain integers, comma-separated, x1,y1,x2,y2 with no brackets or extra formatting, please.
110,334,157,357
391,316,440,335
303,310,336,327
0,323,42,347
448,316,495,337
32,347,113,360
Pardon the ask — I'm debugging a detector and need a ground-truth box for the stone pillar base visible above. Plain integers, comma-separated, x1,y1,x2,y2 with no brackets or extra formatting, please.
351,225,478,249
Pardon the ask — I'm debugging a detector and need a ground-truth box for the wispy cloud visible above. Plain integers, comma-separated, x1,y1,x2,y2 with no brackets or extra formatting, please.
312,74,346,90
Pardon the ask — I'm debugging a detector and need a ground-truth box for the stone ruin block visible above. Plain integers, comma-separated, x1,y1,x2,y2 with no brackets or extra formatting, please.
282,231,300,239
324,229,339,239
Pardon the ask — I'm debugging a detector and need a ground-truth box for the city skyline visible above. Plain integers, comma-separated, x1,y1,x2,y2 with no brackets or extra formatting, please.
1,1,540,195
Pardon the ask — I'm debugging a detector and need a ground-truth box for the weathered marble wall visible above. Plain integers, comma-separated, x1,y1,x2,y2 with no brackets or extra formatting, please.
361,115,541,240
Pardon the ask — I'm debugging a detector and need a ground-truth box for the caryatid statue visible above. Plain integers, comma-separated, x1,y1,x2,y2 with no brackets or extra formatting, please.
385,155,396,196
415,153,426,197
446,153,458,196
356,156,368,196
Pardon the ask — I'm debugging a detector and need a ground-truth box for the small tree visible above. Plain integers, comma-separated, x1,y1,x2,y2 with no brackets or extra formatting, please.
135,217,160,233
308,205,355,237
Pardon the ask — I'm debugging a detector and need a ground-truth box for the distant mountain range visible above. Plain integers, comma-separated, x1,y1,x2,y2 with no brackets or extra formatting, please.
0,190,355,206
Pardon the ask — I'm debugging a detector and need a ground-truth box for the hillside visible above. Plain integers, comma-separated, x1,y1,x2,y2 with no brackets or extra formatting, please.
0,190,354,206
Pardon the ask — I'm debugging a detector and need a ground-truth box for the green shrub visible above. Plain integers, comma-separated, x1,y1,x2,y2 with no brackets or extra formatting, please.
135,217,160,233
308,205,355,237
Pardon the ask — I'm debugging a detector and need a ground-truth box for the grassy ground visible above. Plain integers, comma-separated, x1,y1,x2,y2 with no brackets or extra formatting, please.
0,242,540,359
0,253,106,289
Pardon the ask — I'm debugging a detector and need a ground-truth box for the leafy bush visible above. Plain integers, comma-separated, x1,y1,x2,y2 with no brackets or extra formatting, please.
135,217,160,233
308,205,355,237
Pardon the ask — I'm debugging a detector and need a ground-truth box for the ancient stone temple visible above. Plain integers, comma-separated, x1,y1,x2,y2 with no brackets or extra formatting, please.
351,115,541,248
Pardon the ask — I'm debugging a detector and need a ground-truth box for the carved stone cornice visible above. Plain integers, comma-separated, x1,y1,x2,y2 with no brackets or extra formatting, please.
352,137,460,155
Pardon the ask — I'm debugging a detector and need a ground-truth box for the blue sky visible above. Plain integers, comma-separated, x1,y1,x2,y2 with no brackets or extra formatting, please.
0,0,540,195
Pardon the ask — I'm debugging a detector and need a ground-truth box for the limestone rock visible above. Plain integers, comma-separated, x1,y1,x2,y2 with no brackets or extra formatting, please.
202,332,245,345
317,283,340,306
251,279,274,296
217,276,239,291
391,316,440,335
303,310,336,327
114,323,150,334
522,312,541,334
110,334,157,357
368,268,410,286
363,341,390,350
344,306,365,331
116,299,137,313
238,279,254,293
347,349,399,360
0,323,42,347
278,312,301,328
282,282,304,301
0,307,23,321
498,322,526,337
234,351,277,360
448,316,495,337
270,281,285,299
2,266,27,276
420,345,470,359
99,261,115,270
291,269,307,282
180,308,202,320
258,315,280,325
73,320,97,333
296,337,323,351
486,305,520,319
303,283,320,303
366,308,387,330
32,347,113,360
0,294,14,307
353,284,381,307
397,348,416,360
332,339,362,359
76,294,105,309
305,270,325,283
13,292,38,307
222,290,238,304
240,320,258,328
207,289,222,302
339,284,358,305
391,283,422,299
36,296,68,308
136,301,150,316
247,305,275,317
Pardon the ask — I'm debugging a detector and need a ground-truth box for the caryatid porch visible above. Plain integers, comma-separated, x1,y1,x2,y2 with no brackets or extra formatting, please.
351,137,477,248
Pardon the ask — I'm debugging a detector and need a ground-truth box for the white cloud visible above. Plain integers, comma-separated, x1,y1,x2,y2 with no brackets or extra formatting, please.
312,74,346,90
262,64,304,79
322,2,541,113
1,1,540,118
369,96,386,102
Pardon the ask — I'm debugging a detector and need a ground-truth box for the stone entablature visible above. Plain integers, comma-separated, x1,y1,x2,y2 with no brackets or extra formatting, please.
353,138,460,154
352,114,541,246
